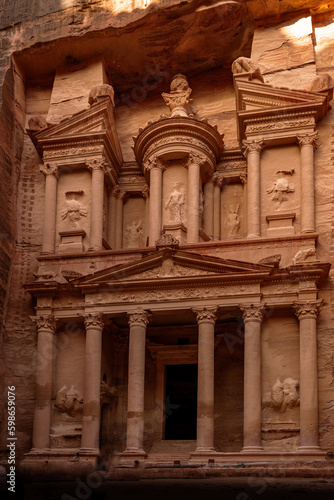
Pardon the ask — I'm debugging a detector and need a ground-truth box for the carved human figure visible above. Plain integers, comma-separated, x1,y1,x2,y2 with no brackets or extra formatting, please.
224,204,240,237
125,219,143,247
61,193,87,228
55,385,83,417
231,57,264,82
266,170,295,205
271,377,300,412
165,184,185,223
162,74,193,117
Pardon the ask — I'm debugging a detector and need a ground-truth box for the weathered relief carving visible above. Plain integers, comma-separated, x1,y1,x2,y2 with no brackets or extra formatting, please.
165,184,186,223
61,191,87,228
162,74,194,117
266,170,295,206
224,204,240,237
292,244,316,265
33,270,57,282
263,378,300,412
231,57,264,82
88,84,115,106
55,385,83,417
100,381,117,405
28,115,48,131
125,219,143,248
155,233,180,249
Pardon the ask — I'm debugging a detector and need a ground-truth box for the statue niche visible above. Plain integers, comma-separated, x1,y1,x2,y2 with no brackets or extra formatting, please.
165,183,186,224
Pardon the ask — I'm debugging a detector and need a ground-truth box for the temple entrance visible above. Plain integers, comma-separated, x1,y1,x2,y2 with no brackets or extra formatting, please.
165,364,198,440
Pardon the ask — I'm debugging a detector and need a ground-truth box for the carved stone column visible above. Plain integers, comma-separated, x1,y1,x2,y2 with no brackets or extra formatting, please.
146,158,165,246
192,307,218,452
124,310,150,456
80,313,104,452
242,139,264,238
213,173,222,240
87,159,106,251
203,177,214,239
40,163,58,254
115,188,126,249
239,304,265,452
107,186,118,249
142,186,150,247
296,133,318,233
186,153,205,244
293,300,322,451
30,315,56,450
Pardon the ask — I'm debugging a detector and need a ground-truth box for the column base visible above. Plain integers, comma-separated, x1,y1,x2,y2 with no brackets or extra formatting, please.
119,448,147,465
241,446,264,453
298,446,323,453
193,447,217,454
87,246,103,252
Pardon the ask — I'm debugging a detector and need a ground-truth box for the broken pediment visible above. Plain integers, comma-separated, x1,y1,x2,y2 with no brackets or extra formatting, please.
233,70,333,143
27,87,123,172
70,249,275,290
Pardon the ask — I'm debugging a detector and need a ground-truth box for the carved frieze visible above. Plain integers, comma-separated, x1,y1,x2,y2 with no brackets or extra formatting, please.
246,117,315,134
43,145,103,159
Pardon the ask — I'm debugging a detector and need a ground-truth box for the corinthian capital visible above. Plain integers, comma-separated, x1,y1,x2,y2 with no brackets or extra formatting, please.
30,315,57,333
239,304,266,322
292,300,323,320
296,132,318,150
192,306,218,325
242,139,264,157
213,172,224,188
86,159,107,173
143,156,166,173
79,312,104,329
127,310,150,328
186,152,206,167
40,163,58,177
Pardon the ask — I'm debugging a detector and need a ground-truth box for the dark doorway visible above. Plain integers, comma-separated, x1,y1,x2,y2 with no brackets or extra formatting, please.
165,364,197,440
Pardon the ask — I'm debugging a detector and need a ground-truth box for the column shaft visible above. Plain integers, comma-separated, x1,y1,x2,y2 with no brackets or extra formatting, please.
40,164,58,254
115,191,125,249
213,179,221,240
297,134,317,233
243,140,263,238
240,304,264,452
125,311,149,453
203,179,214,238
293,301,322,451
81,314,104,451
187,158,201,244
149,166,163,246
31,316,56,450
107,189,117,249
88,161,105,251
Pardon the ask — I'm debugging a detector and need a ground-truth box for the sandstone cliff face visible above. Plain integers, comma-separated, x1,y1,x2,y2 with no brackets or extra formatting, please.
1,0,334,464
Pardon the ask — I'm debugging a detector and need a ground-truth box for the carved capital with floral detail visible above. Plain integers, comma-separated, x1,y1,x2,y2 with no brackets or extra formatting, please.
242,139,264,157
240,172,247,185
127,310,150,328
239,304,266,323
79,312,105,330
292,300,323,320
86,158,108,173
40,163,59,177
192,306,218,325
296,132,318,150
143,156,167,173
213,172,224,188
186,152,206,167
30,315,57,333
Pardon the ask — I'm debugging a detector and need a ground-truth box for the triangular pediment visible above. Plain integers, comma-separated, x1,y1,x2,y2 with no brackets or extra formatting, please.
71,249,275,290
27,96,123,168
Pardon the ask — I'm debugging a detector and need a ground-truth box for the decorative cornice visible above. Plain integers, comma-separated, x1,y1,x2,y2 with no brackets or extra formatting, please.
192,306,218,325
239,304,266,322
296,132,318,150
292,300,323,320
30,315,57,332
79,312,104,329
127,310,150,328
40,163,58,177
242,139,264,156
